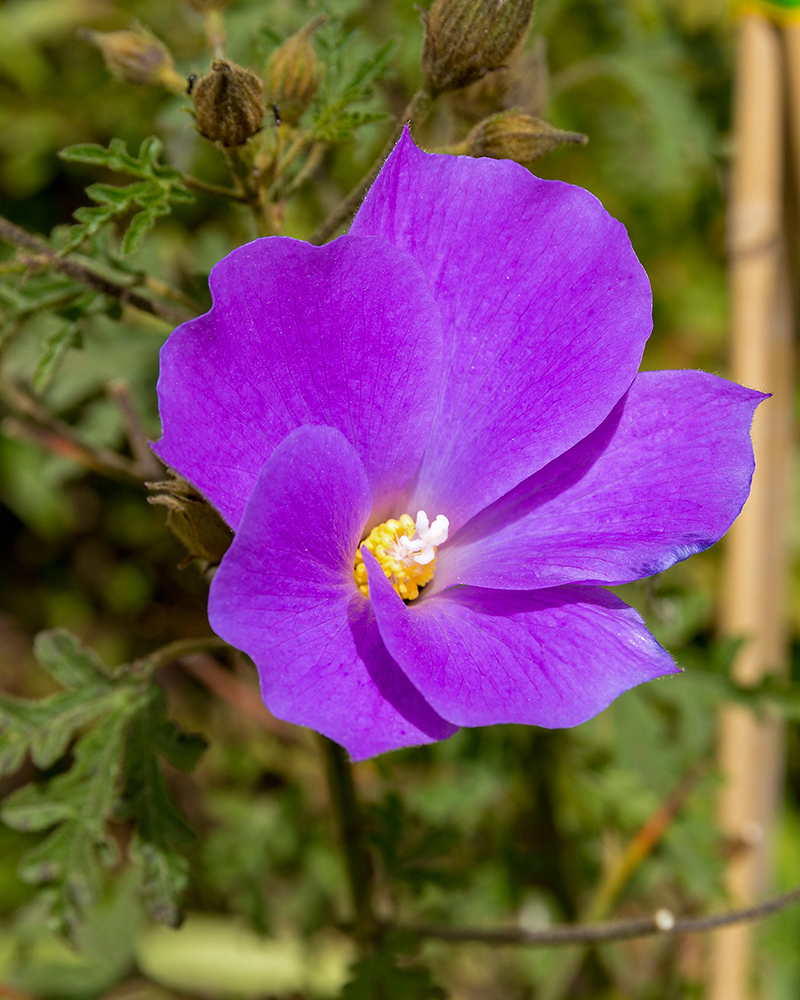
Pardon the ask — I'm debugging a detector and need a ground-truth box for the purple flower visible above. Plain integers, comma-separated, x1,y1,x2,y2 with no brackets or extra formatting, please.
155,130,764,760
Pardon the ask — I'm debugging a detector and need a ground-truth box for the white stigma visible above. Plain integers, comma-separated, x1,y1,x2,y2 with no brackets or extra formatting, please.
398,510,449,566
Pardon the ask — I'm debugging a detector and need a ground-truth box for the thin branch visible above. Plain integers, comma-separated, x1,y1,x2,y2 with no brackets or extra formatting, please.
178,652,303,744
139,636,231,670
1,417,142,481
141,275,204,313
203,9,226,59
182,174,250,203
401,884,800,948
107,379,163,480
0,379,146,481
0,216,192,325
319,735,376,944
285,142,327,197
540,763,707,1000
312,88,433,245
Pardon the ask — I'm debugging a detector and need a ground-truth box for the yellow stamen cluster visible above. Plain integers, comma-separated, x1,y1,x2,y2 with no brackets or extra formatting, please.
354,514,437,601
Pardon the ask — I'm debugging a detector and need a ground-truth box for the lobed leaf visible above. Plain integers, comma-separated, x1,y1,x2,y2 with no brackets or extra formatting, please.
32,319,80,395
0,631,204,933
34,629,117,688
58,138,194,255
129,835,189,927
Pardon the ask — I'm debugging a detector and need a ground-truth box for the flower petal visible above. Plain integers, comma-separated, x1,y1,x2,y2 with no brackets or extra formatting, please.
209,424,457,760
155,235,443,530
350,129,652,530
363,550,678,728
437,370,766,590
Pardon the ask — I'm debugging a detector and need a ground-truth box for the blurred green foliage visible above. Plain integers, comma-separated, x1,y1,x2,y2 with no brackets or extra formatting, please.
1,0,799,998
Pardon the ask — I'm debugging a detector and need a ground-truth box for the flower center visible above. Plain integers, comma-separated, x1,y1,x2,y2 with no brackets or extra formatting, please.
354,510,449,601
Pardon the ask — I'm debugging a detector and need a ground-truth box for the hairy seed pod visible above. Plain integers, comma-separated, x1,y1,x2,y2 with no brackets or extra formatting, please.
464,110,587,163
421,0,535,95
266,16,326,126
79,26,185,92
192,59,265,147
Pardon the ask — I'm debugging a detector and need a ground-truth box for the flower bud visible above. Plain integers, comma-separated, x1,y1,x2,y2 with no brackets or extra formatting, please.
79,26,185,92
266,16,326,126
464,111,587,163
421,0,535,95
192,59,265,147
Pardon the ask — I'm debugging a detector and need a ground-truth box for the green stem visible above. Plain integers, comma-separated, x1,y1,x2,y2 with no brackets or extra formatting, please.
140,636,231,672
182,174,250,203
203,9,226,59
284,142,327,196
312,88,434,244
319,734,376,944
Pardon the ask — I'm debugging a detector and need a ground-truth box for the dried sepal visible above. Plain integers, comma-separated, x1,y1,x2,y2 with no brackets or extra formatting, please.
148,477,233,565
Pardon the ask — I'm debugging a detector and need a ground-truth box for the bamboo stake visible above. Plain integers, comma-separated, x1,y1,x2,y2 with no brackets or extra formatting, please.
711,15,792,1000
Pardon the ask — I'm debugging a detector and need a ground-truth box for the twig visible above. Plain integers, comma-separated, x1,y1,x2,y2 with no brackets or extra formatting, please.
312,88,433,244
182,174,250,203
178,652,303,744
0,216,192,325
0,379,145,481
401,883,800,947
107,379,163,480
540,763,707,1000
319,735,376,944
285,142,327,196
203,9,226,59
141,275,204,314
1,417,142,481
139,636,231,670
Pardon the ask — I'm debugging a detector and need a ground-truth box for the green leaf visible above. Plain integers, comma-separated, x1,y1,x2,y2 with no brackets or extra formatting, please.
0,631,202,933
3,708,128,836
341,936,445,1000
0,630,122,774
119,687,202,925
121,209,158,256
121,687,199,849
59,143,120,167
312,32,394,142
58,137,194,254
0,273,83,318
0,690,114,774
34,629,116,689
32,319,80,395
129,835,189,927
86,181,150,207
2,705,130,932
154,716,208,772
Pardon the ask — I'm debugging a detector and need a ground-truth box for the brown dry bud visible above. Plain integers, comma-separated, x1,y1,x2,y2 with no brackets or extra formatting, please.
79,26,185,92
266,16,326,126
464,111,587,162
192,59,265,146
421,0,535,95
148,479,233,565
